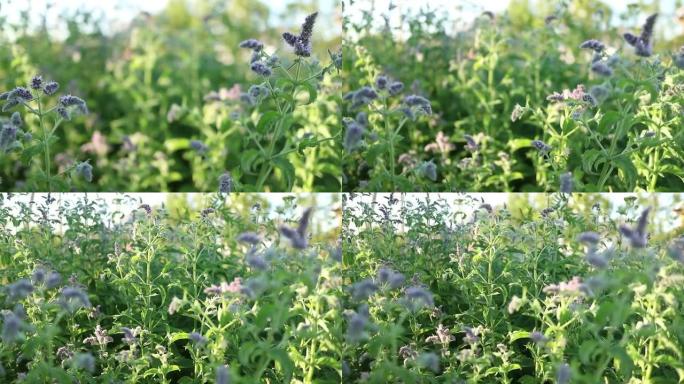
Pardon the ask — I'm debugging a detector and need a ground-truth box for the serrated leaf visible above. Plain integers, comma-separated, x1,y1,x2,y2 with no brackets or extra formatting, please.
256,111,281,134
240,149,261,173
273,157,295,190
612,155,637,190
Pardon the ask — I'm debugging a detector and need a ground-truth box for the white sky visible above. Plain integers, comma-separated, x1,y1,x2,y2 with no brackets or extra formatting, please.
0,0,339,36
0,193,339,232
346,193,683,231
346,0,683,38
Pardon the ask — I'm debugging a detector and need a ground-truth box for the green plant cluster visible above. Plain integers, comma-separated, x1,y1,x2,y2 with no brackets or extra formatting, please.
0,0,341,192
342,193,684,383
342,1,684,192
0,194,343,383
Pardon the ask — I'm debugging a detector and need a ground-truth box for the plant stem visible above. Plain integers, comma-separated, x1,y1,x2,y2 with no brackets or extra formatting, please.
384,97,395,189
37,98,51,192
255,59,302,190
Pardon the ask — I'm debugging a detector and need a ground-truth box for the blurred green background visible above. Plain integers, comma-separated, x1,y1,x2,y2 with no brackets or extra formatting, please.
0,0,342,191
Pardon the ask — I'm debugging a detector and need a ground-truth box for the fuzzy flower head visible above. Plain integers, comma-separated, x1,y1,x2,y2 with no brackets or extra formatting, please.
218,172,233,194
560,172,573,193
121,326,141,344
346,304,370,342
388,81,404,96
590,61,613,77
463,134,479,152
0,124,18,153
619,207,650,248
426,323,454,345
168,296,183,315
344,86,378,109
46,271,62,289
343,113,367,152
75,162,93,182
624,14,657,57
72,353,95,373
239,39,264,51
190,140,208,155
417,352,440,373
507,295,523,314
510,104,526,122
402,285,435,311
83,324,113,346
531,140,551,154
418,161,437,181
675,46,684,69
2,309,26,343
30,75,43,90
237,232,261,245
279,207,312,249
59,286,92,312
349,278,378,301
189,331,208,347
282,12,318,57
58,95,88,119
403,95,432,116
376,267,405,289
578,231,600,245
216,365,231,384
6,279,34,301
557,363,572,384
375,75,388,90
250,61,272,77
43,81,59,96
579,39,606,52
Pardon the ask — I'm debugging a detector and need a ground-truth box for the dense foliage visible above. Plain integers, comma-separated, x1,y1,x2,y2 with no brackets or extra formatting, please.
342,1,684,192
0,0,341,192
342,193,684,383
0,194,343,383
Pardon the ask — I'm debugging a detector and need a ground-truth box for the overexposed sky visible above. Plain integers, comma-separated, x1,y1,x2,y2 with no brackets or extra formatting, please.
346,0,683,38
346,193,683,231
0,0,339,35
0,193,339,232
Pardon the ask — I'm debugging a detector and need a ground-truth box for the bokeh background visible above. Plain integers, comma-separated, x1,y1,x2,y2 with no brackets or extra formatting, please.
0,0,342,192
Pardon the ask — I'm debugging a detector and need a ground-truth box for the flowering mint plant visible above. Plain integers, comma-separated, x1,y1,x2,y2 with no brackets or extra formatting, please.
0,194,342,382
343,1,683,192
0,76,90,191
343,193,684,383
342,60,434,191
189,12,340,192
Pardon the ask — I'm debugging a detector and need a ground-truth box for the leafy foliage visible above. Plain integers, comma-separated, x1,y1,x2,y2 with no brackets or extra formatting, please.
342,193,684,383
341,1,684,192
0,193,342,383
0,0,341,192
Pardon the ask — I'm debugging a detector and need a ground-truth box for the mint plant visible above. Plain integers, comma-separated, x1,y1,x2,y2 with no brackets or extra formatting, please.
343,192,684,382
0,76,90,191
0,194,342,383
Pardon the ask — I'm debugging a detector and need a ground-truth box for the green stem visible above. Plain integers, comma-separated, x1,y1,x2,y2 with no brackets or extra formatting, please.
37,97,51,192
255,60,302,190
648,147,659,191
384,98,395,189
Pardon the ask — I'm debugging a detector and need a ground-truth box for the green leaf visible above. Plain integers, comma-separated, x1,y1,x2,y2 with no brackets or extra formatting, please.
509,330,531,342
164,138,190,152
612,155,637,190
612,346,634,378
295,81,318,105
256,111,281,134
240,149,261,174
508,138,532,152
273,157,295,190
20,144,43,163
581,149,602,175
